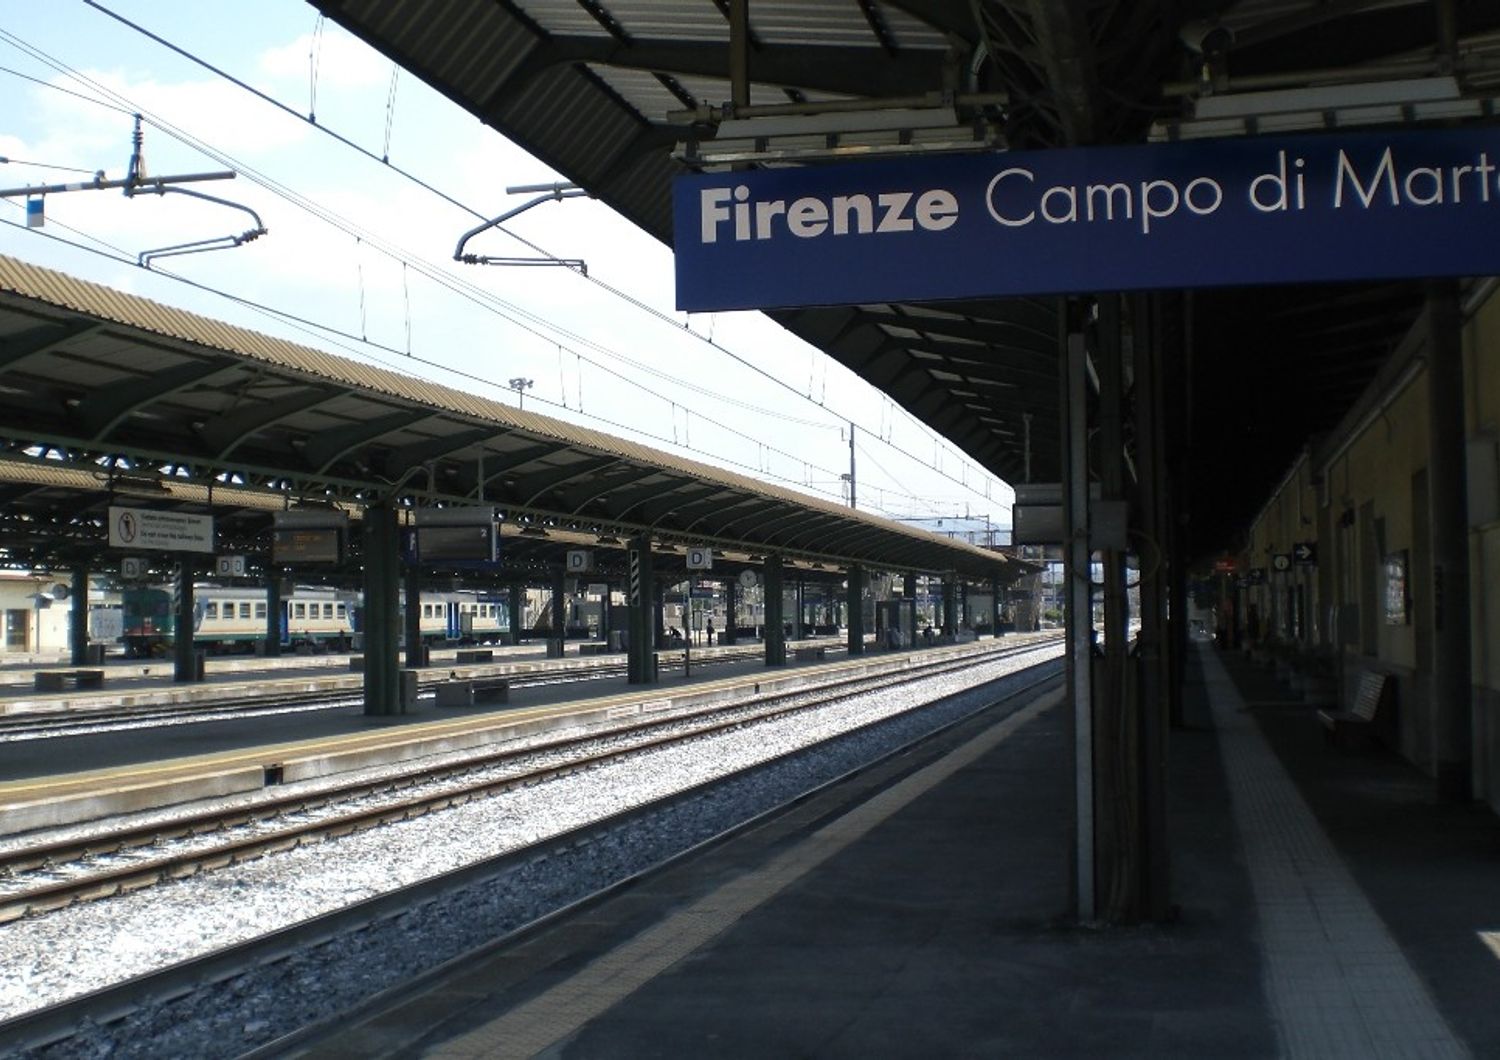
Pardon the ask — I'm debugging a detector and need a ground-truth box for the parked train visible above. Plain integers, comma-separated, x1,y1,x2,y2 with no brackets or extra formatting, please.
120,585,511,656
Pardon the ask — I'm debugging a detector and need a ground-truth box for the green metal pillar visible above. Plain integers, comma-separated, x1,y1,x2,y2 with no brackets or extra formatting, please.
69,565,89,666
403,562,423,666
265,574,282,657
551,565,567,656
724,580,738,645
846,563,865,655
362,505,402,715
764,555,786,666
172,558,198,682
508,580,523,645
627,534,656,683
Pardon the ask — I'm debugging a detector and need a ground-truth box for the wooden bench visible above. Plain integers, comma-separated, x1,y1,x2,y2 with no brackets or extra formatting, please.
1318,671,1390,747
794,646,826,662
455,649,494,664
34,669,105,692
435,676,510,707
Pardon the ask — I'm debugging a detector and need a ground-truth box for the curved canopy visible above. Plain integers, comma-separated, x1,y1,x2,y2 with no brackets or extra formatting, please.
0,254,1007,579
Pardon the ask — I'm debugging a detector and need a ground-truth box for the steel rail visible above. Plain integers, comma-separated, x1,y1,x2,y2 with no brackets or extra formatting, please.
0,638,1057,920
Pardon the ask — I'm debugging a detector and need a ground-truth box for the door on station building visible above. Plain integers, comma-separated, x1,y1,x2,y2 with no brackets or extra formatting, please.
4,609,29,651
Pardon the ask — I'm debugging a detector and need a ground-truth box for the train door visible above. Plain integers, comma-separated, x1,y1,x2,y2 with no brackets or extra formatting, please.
447,600,460,639
280,601,291,646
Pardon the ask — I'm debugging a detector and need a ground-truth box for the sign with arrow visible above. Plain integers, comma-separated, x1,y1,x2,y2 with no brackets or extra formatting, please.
1293,541,1318,566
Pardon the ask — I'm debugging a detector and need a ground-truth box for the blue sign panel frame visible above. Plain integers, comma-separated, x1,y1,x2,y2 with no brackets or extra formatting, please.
673,126,1500,311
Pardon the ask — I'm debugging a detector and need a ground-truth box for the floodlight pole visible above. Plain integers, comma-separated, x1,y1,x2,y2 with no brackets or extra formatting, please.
508,377,534,409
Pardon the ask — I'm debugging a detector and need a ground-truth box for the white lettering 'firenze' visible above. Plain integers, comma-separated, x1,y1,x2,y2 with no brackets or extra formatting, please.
1335,147,1497,208
699,186,958,243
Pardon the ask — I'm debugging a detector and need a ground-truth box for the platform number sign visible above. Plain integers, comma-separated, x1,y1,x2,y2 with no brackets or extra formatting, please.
121,556,145,580
566,549,594,573
686,546,713,570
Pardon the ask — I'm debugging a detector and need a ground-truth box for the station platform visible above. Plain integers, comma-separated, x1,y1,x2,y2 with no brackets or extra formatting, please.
288,644,1500,1059
0,638,1005,836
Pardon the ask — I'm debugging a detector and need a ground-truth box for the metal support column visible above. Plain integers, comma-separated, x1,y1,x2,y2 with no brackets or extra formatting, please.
362,505,403,715
265,574,282,656
172,558,198,682
846,563,865,655
943,574,958,636
795,578,805,639
552,565,567,656
724,580,738,645
627,535,656,684
1095,294,1139,922
1134,291,1172,921
1428,281,1473,802
403,562,423,666
991,573,1002,637
764,555,786,666
1063,325,1095,922
508,580,524,646
69,565,89,665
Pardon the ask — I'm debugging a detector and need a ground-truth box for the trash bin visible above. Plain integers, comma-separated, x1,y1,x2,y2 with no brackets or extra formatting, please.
608,630,625,652
546,640,565,658
84,643,106,665
193,650,207,682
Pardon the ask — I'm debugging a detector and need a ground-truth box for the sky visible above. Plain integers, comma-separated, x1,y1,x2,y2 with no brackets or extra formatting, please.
0,0,1015,540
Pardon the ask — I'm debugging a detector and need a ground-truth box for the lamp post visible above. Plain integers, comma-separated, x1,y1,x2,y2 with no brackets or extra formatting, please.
508,377,534,409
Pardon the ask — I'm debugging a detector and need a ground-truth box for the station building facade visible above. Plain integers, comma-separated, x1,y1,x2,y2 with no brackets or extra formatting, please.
1241,283,1500,810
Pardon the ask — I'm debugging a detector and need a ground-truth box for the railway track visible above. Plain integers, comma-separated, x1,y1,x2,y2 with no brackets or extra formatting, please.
0,643,784,740
0,638,1062,1057
0,637,1054,923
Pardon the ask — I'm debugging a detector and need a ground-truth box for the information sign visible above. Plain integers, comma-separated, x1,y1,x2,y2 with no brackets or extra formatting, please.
674,126,1500,310
108,505,214,553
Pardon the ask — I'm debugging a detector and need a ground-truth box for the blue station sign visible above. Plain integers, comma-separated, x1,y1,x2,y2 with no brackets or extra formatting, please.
673,126,1500,311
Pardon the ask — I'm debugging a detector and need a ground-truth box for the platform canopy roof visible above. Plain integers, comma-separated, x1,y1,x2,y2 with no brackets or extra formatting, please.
0,254,1012,579
308,0,1500,558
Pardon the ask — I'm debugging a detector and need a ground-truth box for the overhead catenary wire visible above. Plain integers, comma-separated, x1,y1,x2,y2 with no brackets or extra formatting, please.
0,210,868,509
7,12,1005,509
61,4,1008,503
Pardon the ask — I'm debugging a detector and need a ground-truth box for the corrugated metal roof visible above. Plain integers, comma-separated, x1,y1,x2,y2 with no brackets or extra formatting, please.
0,254,1005,575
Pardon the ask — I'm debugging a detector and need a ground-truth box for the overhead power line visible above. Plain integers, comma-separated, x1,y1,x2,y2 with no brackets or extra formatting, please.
7,12,1008,508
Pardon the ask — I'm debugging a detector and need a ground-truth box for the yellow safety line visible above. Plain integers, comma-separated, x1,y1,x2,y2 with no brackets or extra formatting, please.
424,687,1063,1060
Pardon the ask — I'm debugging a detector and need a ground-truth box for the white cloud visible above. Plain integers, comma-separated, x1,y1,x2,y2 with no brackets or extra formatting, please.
259,28,391,91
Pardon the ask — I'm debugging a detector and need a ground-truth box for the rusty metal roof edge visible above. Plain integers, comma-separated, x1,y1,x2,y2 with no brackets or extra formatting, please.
0,254,1003,570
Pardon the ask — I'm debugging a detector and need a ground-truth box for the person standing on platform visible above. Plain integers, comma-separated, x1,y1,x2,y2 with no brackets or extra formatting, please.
706,618,715,646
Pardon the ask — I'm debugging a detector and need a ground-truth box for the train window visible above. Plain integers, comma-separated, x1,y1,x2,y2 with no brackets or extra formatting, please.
294,603,306,619
336,603,347,619
323,603,334,619
204,602,219,620
255,603,267,620
423,604,434,618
